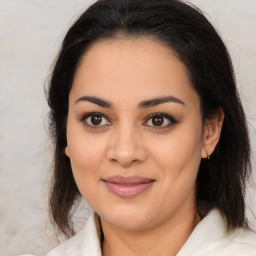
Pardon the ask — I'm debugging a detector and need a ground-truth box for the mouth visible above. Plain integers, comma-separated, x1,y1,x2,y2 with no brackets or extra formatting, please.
102,175,155,198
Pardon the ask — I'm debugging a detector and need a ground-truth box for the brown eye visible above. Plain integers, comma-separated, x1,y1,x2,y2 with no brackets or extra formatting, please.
152,117,164,126
81,112,111,128
143,113,177,129
91,115,102,125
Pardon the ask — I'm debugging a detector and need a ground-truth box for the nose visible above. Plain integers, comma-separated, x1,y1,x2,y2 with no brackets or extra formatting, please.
106,124,147,167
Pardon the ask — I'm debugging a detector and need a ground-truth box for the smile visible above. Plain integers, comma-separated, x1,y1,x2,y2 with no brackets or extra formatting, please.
103,175,155,198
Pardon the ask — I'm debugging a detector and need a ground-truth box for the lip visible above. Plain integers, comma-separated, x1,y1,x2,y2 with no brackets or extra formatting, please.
103,175,155,198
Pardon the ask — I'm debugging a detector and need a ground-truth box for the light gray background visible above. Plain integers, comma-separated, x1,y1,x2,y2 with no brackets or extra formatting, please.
1,1,255,255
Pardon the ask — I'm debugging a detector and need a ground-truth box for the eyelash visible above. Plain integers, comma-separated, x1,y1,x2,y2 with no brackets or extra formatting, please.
80,112,178,130
143,112,178,129
80,112,111,129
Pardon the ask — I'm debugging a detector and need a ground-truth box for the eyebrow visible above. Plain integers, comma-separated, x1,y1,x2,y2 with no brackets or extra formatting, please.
138,96,185,108
75,96,113,108
75,95,185,108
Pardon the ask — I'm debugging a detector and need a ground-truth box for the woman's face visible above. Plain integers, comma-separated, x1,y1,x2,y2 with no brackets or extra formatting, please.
66,38,207,230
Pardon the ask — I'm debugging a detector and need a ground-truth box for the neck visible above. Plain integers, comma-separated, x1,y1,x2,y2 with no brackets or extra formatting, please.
101,204,201,256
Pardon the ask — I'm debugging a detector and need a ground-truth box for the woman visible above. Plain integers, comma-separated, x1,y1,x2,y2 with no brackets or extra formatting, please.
22,0,256,255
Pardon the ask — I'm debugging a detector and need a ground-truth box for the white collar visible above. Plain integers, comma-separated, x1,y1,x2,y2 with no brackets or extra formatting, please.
47,208,256,256
47,214,101,256
177,208,227,255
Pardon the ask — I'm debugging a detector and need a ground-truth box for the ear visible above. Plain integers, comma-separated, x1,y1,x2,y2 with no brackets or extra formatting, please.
201,108,224,159
65,146,70,158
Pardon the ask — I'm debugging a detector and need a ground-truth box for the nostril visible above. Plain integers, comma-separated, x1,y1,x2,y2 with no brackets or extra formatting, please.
109,155,141,167
106,137,147,166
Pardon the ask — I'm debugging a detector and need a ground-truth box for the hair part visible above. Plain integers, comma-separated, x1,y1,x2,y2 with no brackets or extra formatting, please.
47,0,251,237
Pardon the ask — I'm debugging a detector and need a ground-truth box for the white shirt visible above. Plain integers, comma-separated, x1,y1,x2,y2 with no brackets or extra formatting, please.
21,208,256,256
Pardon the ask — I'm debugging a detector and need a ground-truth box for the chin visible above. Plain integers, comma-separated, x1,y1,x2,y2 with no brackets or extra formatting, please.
99,204,157,230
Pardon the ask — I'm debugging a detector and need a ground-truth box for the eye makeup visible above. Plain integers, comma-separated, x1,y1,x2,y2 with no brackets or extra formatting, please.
79,111,179,130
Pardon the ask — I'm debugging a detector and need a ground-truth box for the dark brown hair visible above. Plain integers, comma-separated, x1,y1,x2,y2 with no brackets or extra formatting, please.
47,0,251,237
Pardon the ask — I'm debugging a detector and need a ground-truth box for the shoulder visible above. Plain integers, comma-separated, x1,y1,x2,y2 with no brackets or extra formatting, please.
178,208,256,256
207,226,256,255
200,226,256,256
18,213,102,256
47,213,101,256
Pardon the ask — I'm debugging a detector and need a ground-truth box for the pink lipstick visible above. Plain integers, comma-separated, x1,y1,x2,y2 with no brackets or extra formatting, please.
103,175,155,198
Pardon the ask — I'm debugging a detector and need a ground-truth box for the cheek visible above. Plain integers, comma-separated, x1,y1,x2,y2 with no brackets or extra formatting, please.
67,118,105,165
69,140,103,167
66,119,108,191
148,124,203,177
148,125,203,208
67,132,108,206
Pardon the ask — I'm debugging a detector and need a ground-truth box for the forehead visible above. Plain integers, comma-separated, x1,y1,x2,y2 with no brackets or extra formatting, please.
70,37,200,108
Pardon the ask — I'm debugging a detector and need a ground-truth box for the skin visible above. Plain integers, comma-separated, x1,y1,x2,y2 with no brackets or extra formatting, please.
65,37,224,256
